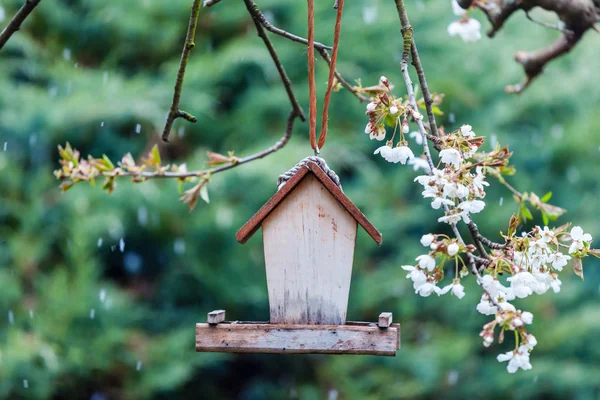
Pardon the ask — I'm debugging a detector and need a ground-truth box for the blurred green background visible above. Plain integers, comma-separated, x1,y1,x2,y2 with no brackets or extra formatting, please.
1,0,600,399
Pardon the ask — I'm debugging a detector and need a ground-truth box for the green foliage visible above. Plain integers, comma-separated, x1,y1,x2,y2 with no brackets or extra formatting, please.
1,0,600,399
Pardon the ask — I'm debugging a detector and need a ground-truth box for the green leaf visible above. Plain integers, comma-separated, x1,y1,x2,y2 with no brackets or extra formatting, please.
542,212,549,226
102,154,114,169
521,205,533,220
431,105,444,115
151,145,161,166
541,191,552,202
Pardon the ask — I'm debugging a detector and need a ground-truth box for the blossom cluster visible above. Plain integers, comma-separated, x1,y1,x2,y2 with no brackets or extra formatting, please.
364,76,425,165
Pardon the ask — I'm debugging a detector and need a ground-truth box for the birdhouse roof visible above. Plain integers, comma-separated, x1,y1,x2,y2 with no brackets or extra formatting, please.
236,161,382,245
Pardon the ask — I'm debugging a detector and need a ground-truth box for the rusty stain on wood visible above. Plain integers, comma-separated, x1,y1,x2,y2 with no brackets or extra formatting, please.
196,322,400,356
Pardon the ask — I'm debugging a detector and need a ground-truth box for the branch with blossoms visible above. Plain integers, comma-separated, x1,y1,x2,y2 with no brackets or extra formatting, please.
367,0,600,374
448,0,600,93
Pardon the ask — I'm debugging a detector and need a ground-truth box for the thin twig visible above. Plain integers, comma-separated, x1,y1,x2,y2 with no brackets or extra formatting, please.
203,0,223,7
0,0,42,51
243,0,306,121
245,0,369,103
161,0,201,142
525,11,572,34
410,41,439,138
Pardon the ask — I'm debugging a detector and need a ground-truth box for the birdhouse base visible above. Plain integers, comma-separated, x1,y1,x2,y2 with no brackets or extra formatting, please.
196,312,400,356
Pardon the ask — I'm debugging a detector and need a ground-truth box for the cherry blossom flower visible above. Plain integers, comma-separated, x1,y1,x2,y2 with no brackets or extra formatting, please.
447,243,460,256
568,226,592,255
497,346,533,373
390,105,399,115
408,157,430,172
448,18,482,42
460,124,475,138
420,234,434,247
458,199,486,214
366,102,376,112
440,280,465,299
416,254,436,271
439,148,462,168
416,281,441,297
507,272,538,299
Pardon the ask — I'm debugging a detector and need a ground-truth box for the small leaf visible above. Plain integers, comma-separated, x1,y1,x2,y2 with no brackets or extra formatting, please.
60,181,74,192
542,212,549,227
200,184,210,204
180,179,208,211
522,206,533,220
541,191,552,203
431,106,444,116
588,249,600,258
572,257,584,280
102,154,114,169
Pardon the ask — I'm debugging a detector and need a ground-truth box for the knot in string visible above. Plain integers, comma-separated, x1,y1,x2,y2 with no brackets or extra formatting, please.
307,0,345,154
277,156,342,190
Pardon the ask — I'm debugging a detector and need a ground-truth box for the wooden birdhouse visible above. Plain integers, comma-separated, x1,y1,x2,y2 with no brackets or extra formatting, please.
196,158,400,356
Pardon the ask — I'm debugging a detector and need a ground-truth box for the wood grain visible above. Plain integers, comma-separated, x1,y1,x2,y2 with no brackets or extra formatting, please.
262,174,357,324
236,161,382,245
196,322,400,356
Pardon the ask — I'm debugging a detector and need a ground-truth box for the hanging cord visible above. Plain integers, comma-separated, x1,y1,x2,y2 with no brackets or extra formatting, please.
277,156,342,190
307,0,345,155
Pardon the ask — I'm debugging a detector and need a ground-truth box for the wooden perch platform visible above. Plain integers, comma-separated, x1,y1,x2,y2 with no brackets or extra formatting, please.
196,321,400,356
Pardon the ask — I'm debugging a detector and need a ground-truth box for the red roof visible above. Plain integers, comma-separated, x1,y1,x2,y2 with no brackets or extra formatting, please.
236,161,382,245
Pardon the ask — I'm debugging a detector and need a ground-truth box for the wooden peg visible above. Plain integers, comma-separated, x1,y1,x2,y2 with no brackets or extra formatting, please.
378,312,392,328
208,310,226,325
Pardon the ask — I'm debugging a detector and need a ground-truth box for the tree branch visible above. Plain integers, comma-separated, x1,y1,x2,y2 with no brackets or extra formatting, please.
161,0,201,142
243,0,306,121
0,0,42,51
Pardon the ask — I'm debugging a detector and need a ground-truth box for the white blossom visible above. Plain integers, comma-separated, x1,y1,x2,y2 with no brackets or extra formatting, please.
416,254,436,271
548,252,570,271
409,131,424,145
448,18,482,42
416,281,441,297
440,281,465,299
458,199,486,214
539,226,555,243
569,226,592,255
439,148,462,168
420,234,434,247
408,157,430,172
390,105,399,115
497,346,533,373
366,102,377,112
460,124,475,138
391,146,414,164
447,243,460,256
402,265,427,287
521,311,533,325
476,294,497,315
507,272,538,299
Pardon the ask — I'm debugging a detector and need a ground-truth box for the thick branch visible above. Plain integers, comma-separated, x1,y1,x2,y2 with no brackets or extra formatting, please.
472,0,599,93
0,0,42,51
161,0,201,142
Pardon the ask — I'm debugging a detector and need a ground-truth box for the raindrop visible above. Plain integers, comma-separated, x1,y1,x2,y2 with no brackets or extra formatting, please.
449,113,455,124
100,121,105,127
533,375,538,383
447,370,459,386
135,124,142,134
49,86,58,98
99,289,106,302
0,6,5,23
362,6,377,24
66,80,72,95
566,166,580,184
98,238,103,247
216,207,233,228
137,207,148,226
103,71,109,85
178,127,185,138
490,134,498,149
124,252,143,274
327,389,338,400
29,309,34,319
63,48,71,61
551,124,564,140
3,142,7,151
29,134,37,147
499,197,504,206
174,238,186,255
136,361,142,371
119,238,125,252
23,380,28,389
74,63,79,69
8,310,14,324
90,308,95,319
